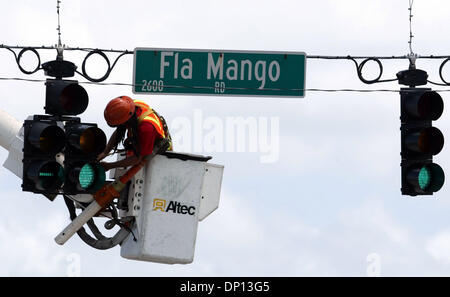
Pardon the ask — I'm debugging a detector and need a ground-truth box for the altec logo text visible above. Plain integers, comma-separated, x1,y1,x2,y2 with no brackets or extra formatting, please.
153,199,196,216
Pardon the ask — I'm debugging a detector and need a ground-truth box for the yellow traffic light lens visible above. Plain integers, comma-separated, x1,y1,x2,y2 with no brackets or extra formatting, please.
79,128,95,153
418,127,444,155
32,125,65,153
68,125,106,155
406,127,444,155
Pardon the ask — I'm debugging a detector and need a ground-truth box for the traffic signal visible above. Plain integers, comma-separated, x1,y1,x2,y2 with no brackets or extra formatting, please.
22,116,66,196
63,120,107,194
45,79,88,116
22,79,107,197
400,88,445,195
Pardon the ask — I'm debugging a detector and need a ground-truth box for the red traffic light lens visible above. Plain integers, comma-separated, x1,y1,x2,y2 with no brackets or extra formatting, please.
417,91,444,120
60,83,89,115
45,79,89,116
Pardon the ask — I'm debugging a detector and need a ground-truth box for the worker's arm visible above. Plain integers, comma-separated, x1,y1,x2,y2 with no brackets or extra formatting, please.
97,129,119,161
100,154,144,171
100,122,157,170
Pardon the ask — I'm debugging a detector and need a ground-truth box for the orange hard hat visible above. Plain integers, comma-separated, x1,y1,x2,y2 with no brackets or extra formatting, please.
104,96,136,126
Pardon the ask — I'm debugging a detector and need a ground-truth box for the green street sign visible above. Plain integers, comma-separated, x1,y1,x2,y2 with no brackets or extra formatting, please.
133,48,306,97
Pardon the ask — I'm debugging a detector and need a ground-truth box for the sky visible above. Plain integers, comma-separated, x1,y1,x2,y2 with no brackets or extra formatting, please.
1,0,450,276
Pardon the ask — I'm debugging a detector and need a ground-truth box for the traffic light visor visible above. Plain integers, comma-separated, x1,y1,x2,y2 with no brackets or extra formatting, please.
67,162,106,192
417,127,444,155
45,79,89,116
28,123,65,153
27,161,64,191
417,91,444,120
60,83,89,115
79,127,107,155
409,163,445,193
68,125,106,155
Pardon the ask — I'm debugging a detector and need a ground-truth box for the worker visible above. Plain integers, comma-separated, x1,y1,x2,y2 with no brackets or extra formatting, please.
97,96,172,171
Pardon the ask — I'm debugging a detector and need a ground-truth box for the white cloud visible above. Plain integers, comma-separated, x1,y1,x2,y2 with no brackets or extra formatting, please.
0,211,69,276
338,199,410,246
426,231,450,265
194,191,422,276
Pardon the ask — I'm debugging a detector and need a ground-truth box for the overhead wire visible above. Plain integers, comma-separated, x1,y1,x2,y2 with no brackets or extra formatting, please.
6,42,450,87
4,75,450,93
1,1,450,90
408,0,415,55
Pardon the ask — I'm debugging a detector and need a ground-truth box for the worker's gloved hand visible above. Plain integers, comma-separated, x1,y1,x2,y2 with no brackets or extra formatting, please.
97,152,108,162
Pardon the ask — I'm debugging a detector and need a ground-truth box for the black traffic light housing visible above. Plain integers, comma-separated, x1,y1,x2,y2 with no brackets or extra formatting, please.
22,116,107,197
63,119,107,194
23,76,107,198
45,79,88,116
400,88,445,195
23,52,108,199
22,115,66,196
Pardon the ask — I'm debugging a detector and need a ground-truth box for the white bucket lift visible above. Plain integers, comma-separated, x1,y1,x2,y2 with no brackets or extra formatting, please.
117,152,224,264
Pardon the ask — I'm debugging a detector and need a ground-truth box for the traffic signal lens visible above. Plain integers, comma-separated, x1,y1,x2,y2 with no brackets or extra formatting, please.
45,79,89,116
66,162,106,193
38,125,65,153
427,163,445,192
417,91,444,120
79,127,106,155
33,161,64,190
39,172,54,177
63,122,107,194
409,163,445,193
417,127,444,155
79,163,95,189
418,167,431,190
67,125,106,156
60,84,89,115
28,123,65,153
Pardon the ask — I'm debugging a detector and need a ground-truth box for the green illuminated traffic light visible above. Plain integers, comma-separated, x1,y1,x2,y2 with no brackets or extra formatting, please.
63,121,107,194
65,161,105,193
79,163,95,188
400,88,445,196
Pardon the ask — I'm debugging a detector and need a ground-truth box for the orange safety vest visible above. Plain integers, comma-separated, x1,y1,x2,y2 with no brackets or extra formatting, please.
125,100,172,156
134,100,166,138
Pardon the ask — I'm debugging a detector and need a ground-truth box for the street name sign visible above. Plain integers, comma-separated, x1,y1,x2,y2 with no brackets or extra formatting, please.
133,48,306,97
